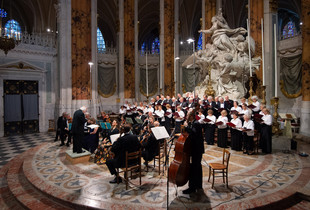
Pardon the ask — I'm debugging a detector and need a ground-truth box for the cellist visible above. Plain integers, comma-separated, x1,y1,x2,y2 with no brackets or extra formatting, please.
182,105,204,194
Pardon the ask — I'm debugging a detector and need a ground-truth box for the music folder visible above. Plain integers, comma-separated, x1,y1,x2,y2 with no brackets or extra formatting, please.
151,126,170,140
227,122,236,128
195,115,201,120
215,121,223,126
173,112,180,118
247,104,256,109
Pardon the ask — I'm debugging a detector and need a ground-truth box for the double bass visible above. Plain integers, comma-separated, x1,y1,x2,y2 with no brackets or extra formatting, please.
168,125,191,187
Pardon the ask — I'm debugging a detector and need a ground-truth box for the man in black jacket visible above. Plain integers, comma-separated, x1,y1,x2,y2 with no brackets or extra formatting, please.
106,124,141,183
57,112,69,146
72,106,88,153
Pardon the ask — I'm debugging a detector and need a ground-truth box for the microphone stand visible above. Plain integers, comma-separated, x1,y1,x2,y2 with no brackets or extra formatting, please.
165,127,176,210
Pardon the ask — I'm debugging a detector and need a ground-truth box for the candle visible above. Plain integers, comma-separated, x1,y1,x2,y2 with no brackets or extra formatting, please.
274,23,278,97
247,19,252,77
146,52,149,96
261,18,265,86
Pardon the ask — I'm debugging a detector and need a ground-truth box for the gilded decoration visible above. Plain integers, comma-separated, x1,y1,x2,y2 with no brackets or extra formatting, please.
124,0,135,98
280,80,302,98
164,0,174,96
71,0,92,100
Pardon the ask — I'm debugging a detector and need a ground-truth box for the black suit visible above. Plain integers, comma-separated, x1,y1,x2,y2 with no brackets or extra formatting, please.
57,116,68,145
106,133,141,175
224,100,233,110
72,109,87,153
185,120,204,190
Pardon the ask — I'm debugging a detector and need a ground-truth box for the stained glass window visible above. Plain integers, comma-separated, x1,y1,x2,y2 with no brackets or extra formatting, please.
141,42,146,55
97,28,106,52
282,21,296,39
0,8,7,18
197,33,203,50
4,19,21,39
151,37,160,54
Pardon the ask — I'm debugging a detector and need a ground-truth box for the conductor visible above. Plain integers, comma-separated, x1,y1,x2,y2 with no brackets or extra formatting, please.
72,106,88,153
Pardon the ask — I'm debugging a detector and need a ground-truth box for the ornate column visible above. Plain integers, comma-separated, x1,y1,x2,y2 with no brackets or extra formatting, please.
300,0,310,136
163,0,175,96
90,0,98,117
249,0,264,90
123,0,135,99
71,0,92,102
263,0,277,104
204,0,216,45
56,0,72,116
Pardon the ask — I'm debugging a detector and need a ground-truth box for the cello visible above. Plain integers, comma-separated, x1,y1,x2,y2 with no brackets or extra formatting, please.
168,125,191,187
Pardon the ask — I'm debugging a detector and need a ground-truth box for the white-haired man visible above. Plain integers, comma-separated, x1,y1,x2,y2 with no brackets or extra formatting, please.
72,106,88,153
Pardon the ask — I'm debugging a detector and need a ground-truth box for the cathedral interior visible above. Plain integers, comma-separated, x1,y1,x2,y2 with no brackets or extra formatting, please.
0,0,310,209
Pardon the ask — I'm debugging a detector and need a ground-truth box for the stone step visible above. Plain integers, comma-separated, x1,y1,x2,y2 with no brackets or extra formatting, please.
6,151,73,210
0,161,26,210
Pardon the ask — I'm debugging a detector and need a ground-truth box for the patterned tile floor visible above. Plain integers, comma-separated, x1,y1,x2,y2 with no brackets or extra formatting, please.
0,132,55,168
0,132,310,209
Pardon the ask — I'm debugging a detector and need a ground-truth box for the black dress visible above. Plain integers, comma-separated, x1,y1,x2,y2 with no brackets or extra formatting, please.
230,128,243,151
261,124,272,153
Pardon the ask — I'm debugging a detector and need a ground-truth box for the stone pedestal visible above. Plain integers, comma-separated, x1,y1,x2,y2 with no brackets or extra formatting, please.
65,149,91,164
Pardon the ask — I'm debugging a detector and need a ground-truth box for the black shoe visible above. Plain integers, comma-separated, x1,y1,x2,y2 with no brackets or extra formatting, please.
109,177,122,184
54,139,58,142
66,143,70,147
182,188,196,194
59,143,64,146
77,150,86,154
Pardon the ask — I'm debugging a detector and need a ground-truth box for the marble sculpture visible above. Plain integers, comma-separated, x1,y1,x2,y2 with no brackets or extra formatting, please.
183,9,261,100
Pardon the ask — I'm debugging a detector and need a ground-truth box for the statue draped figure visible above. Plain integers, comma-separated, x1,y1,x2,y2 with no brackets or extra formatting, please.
182,9,261,100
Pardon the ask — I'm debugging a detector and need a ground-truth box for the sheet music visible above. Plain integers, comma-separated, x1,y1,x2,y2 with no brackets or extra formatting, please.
110,134,120,144
87,124,99,129
151,126,170,140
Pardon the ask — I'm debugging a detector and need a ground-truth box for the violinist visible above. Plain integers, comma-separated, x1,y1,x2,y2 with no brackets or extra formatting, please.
182,107,204,194
141,125,159,166
106,124,141,184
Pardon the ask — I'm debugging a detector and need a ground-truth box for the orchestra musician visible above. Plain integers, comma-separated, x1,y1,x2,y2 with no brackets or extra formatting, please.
242,114,255,155
216,110,229,148
106,124,141,184
182,107,204,194
141,125,159,166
